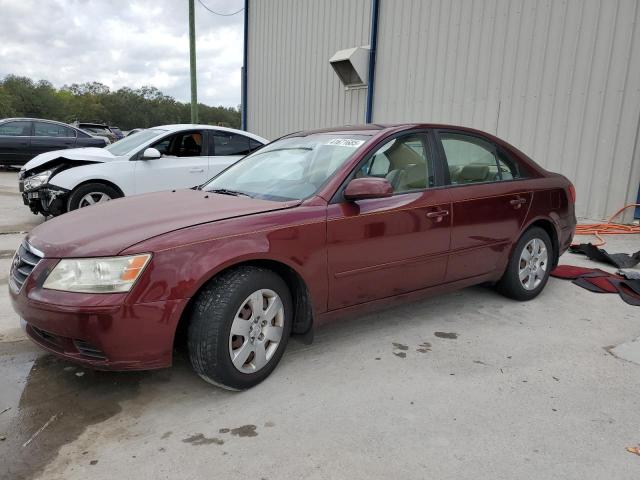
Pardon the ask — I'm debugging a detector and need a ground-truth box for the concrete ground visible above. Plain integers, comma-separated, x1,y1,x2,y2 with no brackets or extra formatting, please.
0,169,639,480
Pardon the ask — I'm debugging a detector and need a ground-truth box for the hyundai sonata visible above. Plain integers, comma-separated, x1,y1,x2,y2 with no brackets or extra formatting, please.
9,124,576,389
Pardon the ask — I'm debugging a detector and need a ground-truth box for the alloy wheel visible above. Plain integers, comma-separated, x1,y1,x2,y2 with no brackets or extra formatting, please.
518,238,548,290
228,289,285,373
78,192,111,208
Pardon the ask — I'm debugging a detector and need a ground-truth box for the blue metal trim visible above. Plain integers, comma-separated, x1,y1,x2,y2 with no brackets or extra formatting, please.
241,0,249,131
365,0,380,124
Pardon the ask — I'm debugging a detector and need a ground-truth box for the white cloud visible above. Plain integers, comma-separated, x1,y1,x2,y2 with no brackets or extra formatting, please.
0,0,244,107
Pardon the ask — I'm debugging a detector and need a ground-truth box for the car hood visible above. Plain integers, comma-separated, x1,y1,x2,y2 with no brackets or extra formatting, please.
23,147,116,171
27,189,300,258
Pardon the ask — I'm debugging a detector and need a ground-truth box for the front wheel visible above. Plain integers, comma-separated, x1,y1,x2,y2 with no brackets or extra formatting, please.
67,183,122,211
496,227,554,301
187,266,293,390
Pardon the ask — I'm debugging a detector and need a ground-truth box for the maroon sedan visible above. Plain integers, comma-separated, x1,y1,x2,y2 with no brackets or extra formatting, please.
9,124,576,389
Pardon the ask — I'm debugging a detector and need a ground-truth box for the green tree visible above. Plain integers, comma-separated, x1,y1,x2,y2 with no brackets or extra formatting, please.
0,75,241,131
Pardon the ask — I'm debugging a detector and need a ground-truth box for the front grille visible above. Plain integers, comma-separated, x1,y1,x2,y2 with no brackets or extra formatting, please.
9,241,43,291
74,340,107,360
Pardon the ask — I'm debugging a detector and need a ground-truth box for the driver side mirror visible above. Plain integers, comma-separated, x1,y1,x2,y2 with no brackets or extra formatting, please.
344,177,393,201
141,147,161,160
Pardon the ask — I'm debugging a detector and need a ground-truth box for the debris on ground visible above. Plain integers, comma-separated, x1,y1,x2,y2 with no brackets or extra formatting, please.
626,446,640,456
22,412,61,448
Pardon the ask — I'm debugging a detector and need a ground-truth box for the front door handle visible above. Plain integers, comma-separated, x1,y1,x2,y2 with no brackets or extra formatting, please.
189,168,205,173
509,197,527,209
426,210,449,222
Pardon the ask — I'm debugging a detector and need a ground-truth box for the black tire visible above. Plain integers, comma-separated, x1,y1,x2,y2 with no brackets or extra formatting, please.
495,226,554,301
187,266,293,390
67,183,122,211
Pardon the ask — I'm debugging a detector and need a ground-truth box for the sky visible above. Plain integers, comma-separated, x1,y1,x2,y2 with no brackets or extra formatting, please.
0,0,245,107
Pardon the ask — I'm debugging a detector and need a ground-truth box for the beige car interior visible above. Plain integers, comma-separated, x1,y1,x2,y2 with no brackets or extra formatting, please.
357,138,431,193
356,135,517,191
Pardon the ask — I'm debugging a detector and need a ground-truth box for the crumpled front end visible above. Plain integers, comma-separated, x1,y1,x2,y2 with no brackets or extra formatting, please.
19,168,70,216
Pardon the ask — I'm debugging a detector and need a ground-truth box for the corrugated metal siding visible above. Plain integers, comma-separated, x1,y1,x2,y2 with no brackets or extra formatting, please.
373,0,640,220
247,0,371,140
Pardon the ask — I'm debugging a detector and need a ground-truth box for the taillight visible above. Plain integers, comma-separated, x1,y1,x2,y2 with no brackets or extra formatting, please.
568,183,576,204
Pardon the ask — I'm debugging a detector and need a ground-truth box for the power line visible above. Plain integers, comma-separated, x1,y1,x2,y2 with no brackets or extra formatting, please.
196,0,244,16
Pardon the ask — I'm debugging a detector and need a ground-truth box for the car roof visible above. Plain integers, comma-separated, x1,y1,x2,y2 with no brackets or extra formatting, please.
286,122,514,139
286,124,389,137
154,124,268,143
0,117,76,127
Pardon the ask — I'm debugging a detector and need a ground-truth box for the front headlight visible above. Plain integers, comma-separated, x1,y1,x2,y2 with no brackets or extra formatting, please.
43,254,151,293
23,170,52,191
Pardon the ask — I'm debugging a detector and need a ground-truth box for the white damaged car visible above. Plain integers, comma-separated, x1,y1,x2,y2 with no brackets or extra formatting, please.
19,124,267,216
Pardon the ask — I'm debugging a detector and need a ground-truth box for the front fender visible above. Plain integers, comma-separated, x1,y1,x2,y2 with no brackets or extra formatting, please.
48,161,132,195
121,205,329,317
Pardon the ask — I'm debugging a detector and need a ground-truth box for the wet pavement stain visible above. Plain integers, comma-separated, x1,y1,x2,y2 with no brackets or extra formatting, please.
417,342,432,353
182,433,224,446
434,332,458,339
0,342,170,480
392,343,409,351
230,425,258,437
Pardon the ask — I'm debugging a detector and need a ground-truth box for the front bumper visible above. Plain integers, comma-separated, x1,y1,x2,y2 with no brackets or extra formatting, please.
21,184,69,216
9,258,189,371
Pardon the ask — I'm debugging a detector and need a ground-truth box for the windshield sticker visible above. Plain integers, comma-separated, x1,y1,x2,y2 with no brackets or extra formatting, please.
326,138,365,148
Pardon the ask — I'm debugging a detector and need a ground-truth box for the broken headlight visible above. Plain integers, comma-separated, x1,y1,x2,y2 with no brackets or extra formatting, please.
23,170,53,191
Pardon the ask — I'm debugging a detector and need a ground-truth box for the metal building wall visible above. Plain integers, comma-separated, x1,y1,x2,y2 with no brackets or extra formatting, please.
246,0,371,141
372,0,640,221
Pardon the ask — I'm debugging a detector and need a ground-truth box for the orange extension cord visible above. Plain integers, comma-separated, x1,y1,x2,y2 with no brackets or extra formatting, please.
573,204,640,247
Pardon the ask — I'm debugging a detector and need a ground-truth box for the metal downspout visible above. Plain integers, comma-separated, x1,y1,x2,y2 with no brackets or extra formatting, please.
241,0,249,131
365,0,380,124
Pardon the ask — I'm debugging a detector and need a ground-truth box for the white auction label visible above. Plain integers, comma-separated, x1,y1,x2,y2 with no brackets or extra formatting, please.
326,138,365,147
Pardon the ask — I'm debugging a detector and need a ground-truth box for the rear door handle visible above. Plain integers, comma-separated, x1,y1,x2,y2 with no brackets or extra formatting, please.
426,210,449,221
189,168,204,173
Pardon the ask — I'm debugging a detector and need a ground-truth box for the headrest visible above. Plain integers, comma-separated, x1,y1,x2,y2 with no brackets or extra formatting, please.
458,164,489,182
385,143,424,169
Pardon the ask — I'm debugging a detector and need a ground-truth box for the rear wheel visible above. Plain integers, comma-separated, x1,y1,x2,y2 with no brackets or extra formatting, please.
187,266,292,390
496,227,553,301
67,183,121,211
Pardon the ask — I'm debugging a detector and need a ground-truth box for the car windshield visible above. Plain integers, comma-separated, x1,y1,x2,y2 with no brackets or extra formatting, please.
105,129,166,156
202,134,370,201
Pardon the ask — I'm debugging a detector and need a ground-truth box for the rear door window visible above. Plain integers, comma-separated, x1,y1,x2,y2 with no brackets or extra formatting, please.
212,132,252,156
438,132,523,184
34,122,75,137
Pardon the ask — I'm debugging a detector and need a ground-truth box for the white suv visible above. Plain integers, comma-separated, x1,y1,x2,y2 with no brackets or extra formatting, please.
19,124,267,216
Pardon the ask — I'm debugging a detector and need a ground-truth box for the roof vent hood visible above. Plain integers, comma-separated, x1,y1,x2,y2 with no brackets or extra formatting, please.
329,46,370,88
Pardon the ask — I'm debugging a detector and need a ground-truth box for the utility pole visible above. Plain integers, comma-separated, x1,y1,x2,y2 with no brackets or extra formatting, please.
188,0,199,123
